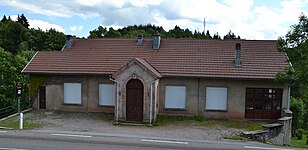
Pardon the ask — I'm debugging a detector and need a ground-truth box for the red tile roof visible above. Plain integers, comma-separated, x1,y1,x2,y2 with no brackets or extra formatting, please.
113,57,162,78
22,38,288,80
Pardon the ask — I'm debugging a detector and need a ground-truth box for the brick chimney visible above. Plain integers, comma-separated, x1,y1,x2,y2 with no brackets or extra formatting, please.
235,43,241,67
136,34,143,46
65,35,73,49
152,33,161,50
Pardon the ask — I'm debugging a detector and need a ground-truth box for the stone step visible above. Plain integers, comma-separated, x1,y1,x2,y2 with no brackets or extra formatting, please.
242,129,269,140
243,129,268,136
262,123,283,129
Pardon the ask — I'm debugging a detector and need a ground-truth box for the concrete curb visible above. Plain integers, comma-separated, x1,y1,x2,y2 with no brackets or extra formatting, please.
0,127,13,130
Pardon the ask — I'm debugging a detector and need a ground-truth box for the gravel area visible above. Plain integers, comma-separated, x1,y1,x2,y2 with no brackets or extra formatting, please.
22,110,245,140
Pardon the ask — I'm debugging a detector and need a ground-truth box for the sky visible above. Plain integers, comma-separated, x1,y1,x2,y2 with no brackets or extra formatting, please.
0,0,307,40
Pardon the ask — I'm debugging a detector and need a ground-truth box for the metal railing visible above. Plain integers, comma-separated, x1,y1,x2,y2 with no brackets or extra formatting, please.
0,101,31,119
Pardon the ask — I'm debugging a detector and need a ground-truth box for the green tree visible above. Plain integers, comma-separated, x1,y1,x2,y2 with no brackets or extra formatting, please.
43,28,66,51
169,26,193,38
88,25,107,38
276,13,308,129
205,30,212,39
1,15,8,23
213,32,221,40
0,14,66,109
0,20,28,54
17,14,30,29
223,30,237,40
290,97,304,135
104,27,122,38
27,28,47,51
0,48,16,107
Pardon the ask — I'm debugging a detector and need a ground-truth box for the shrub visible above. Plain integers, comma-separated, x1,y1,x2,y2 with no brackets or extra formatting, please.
290,97,304,136
296,128,304,140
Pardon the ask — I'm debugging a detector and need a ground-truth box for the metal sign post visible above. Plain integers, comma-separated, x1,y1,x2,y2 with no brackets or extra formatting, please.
16,82,23,129
18,97,20,113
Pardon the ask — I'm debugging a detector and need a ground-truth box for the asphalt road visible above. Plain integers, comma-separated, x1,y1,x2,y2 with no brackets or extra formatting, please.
0,130,303,150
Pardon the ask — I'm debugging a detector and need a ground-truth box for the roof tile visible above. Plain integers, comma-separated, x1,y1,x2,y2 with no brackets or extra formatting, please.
22,38,288,79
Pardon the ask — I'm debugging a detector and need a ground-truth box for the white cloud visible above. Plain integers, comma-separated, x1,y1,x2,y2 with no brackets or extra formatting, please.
6,0,72,17
5,14,65,33
29,19,65,33
69,25,83,32
9,15,18,21
1,0,308,39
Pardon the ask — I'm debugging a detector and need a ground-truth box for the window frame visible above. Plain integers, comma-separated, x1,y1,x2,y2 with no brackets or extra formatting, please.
98,83,115,107
164,85,186,110
205,87,228,111
245,88,283,119
63,83,82,105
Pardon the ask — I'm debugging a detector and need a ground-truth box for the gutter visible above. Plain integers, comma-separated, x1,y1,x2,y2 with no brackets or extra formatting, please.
21,51,39,74
284,52,293,110
109,78,119,122
287,86,291,109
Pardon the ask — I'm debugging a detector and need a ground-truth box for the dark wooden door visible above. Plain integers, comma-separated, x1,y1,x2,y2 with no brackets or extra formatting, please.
245,88,282,119
39,86,46,109
126,79,143,122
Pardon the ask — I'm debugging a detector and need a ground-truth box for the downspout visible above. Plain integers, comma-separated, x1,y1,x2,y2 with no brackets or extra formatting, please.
109,78,119,122
150,79,159,125
154,79,159,122
197,78,200,115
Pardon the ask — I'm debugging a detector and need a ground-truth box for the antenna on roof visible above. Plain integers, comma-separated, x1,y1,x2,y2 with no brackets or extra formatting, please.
203,17,206,33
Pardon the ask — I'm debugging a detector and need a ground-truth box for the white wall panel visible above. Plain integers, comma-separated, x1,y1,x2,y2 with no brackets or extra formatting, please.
206,87,227,110
165,86,186,109
99,84,115,106
64,83,81,104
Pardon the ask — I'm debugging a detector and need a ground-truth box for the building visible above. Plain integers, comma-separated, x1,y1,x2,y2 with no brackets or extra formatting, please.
22,35,290,123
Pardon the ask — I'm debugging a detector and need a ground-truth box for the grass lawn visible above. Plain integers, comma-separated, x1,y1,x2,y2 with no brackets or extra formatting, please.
154,115,263,131
203,120,263,131
0,118,44,129
291,129,308,148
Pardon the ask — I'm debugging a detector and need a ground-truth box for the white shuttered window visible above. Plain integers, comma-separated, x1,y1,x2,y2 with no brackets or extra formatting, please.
99,84,115,106
165,86,186,109
206,87,227,110
64,83,82,104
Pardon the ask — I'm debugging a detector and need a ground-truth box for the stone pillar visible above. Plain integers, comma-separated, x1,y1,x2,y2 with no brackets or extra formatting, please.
279,109,293,145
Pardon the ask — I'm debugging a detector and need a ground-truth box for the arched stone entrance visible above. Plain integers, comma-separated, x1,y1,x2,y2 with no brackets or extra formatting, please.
126,79,144,122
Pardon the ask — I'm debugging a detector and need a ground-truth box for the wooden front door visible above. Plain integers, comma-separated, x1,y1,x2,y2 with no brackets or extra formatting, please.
126,79,143,122
39,86,46,109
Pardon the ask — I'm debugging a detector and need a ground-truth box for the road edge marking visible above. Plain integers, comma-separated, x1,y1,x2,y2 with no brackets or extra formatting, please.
0,148,29,150
141,139,188,145
0,131,8,133
244,146,294,150
51,133,92,138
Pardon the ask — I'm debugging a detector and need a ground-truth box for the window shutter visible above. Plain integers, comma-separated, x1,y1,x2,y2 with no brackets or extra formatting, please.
206,87,227,110
99,84,115,106
165,86,186,109
64,83,82,104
